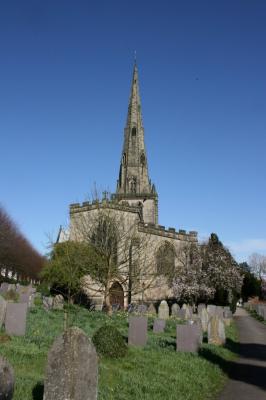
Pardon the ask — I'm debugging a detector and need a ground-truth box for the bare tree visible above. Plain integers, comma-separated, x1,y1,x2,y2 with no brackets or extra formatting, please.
249,253,266,280
70,201,158,314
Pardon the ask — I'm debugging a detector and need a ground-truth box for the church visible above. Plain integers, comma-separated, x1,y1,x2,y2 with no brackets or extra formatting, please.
59,63,198,310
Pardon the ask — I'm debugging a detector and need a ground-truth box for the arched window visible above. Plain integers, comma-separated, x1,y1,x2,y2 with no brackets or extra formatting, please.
156,242,176,277
131,127,136,136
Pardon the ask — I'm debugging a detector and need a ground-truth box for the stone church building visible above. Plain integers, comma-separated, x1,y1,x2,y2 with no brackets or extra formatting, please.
59,63,198,309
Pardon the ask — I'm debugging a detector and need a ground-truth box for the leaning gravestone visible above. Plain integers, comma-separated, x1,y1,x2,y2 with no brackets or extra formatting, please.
44,327,98,400
199,307,209,332
53,294,64,310
0,295,7,329
128,316,147,346
0,356,15,400
208,315,225,345
5,303,28,336
176,324,201,353
171,303,180,317
158,300,169,319
137,304,147,314
153,319,166,333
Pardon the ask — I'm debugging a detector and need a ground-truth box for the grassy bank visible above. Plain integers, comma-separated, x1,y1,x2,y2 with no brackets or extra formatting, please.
0,305,238,400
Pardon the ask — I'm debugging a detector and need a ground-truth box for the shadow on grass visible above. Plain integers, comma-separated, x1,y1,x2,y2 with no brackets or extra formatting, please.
32,382,44,400
199,340,266,392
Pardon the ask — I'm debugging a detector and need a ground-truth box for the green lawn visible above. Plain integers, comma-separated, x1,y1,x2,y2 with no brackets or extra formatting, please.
0,305,238,400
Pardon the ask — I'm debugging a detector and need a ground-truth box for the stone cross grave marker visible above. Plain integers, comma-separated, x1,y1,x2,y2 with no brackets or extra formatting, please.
5,303,28,336
128,316,148,346
44,327,98,400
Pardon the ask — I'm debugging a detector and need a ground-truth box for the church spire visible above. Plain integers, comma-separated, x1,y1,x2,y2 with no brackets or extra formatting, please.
115,63,158,224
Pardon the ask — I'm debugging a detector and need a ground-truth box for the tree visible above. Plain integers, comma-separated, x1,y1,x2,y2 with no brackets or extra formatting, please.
70,202,156,314
239,262,261,301
172,243,215,305
249,253,266,280
0,206,44,280
201,233,243,307
41,241,100,304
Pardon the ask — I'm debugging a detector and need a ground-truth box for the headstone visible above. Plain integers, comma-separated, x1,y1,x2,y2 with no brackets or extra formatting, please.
137,304,147,314
43,296,53,311
197,303,206,314
171,303,180,317
224,309,232,319
5,303,28,336
43,327,98,400
158,300,169,319
128,316,148,346
53,294,64,310
181,304,192,320
0,356,15,400
176,324,201,353
192,319,203,344
0,283,9,295
153,319,166,333
199,307,209,332
0,295,7,329
178,309,186,319
207,315,225,345
19,292,31,305
207,304,216,317
215,306,224,318
147,303,156,315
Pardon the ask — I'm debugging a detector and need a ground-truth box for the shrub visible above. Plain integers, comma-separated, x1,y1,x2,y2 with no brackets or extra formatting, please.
3,289,19,302
92,324,127,358
36,282,50,296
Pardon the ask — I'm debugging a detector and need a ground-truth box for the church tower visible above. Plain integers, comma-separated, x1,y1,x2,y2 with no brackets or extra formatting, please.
114,63,158,225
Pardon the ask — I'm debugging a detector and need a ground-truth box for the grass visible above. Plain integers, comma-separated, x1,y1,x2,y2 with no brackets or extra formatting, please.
0,305,239,400
247,309,266,325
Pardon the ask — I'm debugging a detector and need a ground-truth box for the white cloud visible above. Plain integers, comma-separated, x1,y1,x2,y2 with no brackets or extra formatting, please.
226,238,266,262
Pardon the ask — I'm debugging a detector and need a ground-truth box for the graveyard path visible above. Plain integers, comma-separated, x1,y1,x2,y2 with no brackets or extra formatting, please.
218,307,266,400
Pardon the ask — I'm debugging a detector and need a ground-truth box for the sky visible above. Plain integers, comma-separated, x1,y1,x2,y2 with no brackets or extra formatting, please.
0,0,265,262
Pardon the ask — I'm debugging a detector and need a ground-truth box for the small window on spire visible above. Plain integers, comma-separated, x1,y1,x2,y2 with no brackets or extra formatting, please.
131,127,136,137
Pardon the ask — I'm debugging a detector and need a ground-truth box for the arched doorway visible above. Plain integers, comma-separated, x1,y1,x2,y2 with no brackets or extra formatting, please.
110,282,124,309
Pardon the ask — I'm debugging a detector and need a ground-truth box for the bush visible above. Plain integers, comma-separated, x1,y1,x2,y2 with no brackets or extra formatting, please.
36,282,50,297
92,324,127,358
3,289,19,302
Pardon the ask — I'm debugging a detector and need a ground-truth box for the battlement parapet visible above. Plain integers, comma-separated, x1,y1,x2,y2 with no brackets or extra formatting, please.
138,223,198,242
70,200,141,215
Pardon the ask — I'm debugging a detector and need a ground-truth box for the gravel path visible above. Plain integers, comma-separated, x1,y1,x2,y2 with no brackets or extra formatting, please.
218,307,266,400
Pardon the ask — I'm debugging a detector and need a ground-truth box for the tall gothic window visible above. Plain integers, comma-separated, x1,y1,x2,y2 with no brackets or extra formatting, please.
156,242,176,278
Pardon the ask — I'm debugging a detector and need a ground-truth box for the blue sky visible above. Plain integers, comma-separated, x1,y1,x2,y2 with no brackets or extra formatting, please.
0,0,265,262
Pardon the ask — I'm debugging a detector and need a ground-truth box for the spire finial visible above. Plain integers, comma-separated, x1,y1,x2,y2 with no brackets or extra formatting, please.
134,50,137,65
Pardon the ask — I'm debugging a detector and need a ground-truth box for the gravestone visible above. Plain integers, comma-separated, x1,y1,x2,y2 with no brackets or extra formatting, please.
192,319,203,344
137,304,147,314
181,304,192,320
0,295,7,329
147,303,156,315
207,315,225,345
199,307,209,332
153,319,166,333
53,294,64,310
176,324,201,353
43,327,98,400
5,303,28,336
178,309,186,319
215,306,224,318
158,300,169,319
207,304,216,317
128,316,147,346
0,283,9,295
171,303,180,317
197,303,206,314
43,297,53,311
224,309,232,319
0,356,15,400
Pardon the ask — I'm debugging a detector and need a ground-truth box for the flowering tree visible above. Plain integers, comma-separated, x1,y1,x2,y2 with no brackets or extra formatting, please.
172,243,215,305
172,234,243,307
